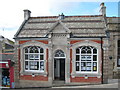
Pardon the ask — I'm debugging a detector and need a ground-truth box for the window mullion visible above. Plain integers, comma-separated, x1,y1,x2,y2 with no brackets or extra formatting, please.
91,49,93,72
28,52,29,70
80,48,81,72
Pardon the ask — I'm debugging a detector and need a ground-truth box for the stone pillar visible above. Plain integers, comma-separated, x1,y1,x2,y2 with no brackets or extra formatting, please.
102,38,109,84
14,41,20,88
48,40,53,85
65,43,71,84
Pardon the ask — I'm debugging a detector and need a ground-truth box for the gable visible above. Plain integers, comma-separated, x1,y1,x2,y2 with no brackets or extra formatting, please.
47,21,71,34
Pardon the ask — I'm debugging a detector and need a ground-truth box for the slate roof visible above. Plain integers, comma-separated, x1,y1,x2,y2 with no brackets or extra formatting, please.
0,54,14,60
15,15,107,38
107,17,120,31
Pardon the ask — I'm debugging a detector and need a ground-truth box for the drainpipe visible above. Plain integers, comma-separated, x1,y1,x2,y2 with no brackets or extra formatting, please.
101,37,104,84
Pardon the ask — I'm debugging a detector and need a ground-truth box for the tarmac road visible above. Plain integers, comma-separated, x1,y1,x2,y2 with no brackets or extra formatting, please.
1,83,119,90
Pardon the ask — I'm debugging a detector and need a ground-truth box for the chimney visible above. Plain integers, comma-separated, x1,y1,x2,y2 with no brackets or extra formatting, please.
99,2,106,16
23,9,31,20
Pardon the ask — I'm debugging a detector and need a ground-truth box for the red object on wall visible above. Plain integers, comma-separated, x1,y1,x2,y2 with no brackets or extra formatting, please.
19,40,31,44
91,40,103,44
36,40,48,44
70,40,83,44
10,66,14,88
19,40,48,45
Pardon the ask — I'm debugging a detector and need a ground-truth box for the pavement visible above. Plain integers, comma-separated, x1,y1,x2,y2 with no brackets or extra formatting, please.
1,83,119,90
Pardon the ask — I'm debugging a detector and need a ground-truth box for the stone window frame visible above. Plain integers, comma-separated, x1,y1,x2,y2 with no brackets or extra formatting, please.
75,46,98,73
117,40,120,67
71,40,102,78
24,46,44,72
19,40,48,76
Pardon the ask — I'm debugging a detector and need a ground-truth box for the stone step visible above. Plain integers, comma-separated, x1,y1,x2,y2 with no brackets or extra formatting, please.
53,80,65,87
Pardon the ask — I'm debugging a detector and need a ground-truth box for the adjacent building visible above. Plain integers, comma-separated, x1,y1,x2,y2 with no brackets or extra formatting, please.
0,35,15,88
13,3,120,88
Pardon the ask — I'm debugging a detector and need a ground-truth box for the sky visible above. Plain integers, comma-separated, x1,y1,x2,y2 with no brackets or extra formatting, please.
0,0,119,41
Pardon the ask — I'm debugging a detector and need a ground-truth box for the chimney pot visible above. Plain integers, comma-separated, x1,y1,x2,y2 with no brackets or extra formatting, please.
99,2,106,16
100,2,104,7
58,13,65,20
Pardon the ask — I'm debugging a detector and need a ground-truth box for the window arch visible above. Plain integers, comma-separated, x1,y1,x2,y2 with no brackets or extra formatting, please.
24,46,44,72
54,50,65,58
76,46,98,73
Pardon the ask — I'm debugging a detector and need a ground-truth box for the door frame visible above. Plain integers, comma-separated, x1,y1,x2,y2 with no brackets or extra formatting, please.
54,58,65,80
53,50,66,81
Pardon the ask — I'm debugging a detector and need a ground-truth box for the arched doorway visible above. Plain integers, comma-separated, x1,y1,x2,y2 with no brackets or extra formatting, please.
54,50,65,80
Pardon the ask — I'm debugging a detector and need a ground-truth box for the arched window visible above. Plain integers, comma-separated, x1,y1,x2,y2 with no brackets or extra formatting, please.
54,50,65,58
76,46,98,73
24,46,44,72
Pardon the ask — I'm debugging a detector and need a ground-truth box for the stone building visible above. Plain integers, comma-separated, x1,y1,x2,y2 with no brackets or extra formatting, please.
14,3,119,88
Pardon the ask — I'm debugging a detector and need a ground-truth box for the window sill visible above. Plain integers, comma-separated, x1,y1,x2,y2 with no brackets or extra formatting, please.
20,71,47,76
117,67,120,69
71,72,101,78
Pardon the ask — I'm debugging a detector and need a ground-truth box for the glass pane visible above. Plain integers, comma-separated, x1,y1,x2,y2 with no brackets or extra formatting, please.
25,61,28,70
86,67,91,71
37,62,39,70
93,49,97,54
35,49,39,53
29,49,34,53
82,46,86,49
55,50,65,57
25,48,28,53
81,62,86,66
29,61,39,70
118,40,120,47
87,50,91,54
34,54,39,60
86,46,90,49
76,62,79,71
118,48,120,54
40,55,44,60
76,55,80,61
81,66,86,71
25,54,28,60
61,54,65,57
40,61,44,70
93,55,97,61
40,48,44,53
81,56,91,61
76,48,79,54
81,50,86,54
81,56,86,61
93,62,97,71
86,56,92,60
87,62,91,66
29,54,34,60
86,62,91,71
117,57,120,66
55,54,59,57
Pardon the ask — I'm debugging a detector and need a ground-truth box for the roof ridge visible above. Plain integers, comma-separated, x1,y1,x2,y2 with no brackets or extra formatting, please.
30,15,103,19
